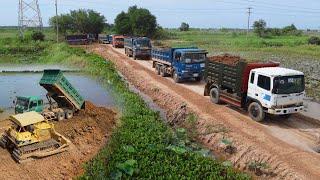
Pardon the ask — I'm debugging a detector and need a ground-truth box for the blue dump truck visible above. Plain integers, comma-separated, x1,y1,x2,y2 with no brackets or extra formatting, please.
152,47,207,83
124,37,152,60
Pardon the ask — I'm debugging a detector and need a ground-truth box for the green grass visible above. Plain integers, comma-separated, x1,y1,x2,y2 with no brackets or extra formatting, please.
162,29,320,60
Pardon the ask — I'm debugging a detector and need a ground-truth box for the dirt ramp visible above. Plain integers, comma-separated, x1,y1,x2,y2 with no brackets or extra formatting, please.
0,101,117,180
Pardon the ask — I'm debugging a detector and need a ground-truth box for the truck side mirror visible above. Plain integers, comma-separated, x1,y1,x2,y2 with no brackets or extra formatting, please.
13,100,16,105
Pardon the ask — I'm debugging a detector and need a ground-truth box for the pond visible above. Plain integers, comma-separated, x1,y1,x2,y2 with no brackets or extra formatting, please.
0,71,115,119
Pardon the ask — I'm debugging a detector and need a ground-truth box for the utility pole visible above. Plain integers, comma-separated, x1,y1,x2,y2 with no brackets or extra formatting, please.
247,7,253,37
55,0,59,43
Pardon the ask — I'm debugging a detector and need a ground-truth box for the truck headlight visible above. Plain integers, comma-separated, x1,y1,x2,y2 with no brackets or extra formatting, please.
182,70,189,73
200,63,205,68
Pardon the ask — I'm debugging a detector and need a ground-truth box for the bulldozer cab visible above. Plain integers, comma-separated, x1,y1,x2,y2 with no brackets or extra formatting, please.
14,96,44,114
8,112,52,147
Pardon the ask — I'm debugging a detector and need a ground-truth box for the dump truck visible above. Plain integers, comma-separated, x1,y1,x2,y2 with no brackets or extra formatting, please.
14,69,85,121
152,47,207,83
65,34,89,45
124,37,152,60
0,111,70,163
98,34,111,44
112,35,126,48
204,54,305,121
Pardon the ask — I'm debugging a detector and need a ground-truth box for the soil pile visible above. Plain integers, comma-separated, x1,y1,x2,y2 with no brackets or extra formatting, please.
0,101,117,180
208,54,244,66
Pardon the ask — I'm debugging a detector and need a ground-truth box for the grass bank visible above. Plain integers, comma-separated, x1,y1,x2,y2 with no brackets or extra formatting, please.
0,39,250,179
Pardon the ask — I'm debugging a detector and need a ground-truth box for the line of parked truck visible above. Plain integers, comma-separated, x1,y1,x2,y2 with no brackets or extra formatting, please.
103,34,306,123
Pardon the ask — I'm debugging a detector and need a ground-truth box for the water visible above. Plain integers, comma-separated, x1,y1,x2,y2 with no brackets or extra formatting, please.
0,72,115,119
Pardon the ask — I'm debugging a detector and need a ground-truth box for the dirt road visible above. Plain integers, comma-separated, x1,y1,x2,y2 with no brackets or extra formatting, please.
0,102,117,180
88,44,320,179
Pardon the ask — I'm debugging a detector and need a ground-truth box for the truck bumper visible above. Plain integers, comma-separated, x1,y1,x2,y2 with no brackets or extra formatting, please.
180,72,203,79
267,105,304,115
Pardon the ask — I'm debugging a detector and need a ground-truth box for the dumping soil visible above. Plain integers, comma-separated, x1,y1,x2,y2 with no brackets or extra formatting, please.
0,101,117,180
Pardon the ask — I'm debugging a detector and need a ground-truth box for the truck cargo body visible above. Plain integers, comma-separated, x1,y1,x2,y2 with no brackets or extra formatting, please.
112,35,125,48
65,35,89,45
39,69,85,111
204,56,305,121
152,47,207,82
124,37,152,60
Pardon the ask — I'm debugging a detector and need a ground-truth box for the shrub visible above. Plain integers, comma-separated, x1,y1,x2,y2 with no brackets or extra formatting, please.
31,31,45,41
308,36,320,45
179,22,190,31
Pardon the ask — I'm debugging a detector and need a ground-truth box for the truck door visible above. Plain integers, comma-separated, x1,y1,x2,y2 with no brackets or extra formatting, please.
256,74,272,108
173,52,182,73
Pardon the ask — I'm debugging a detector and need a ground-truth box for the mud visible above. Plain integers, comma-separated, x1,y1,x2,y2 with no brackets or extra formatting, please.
87,44,320,179
0,101,117,180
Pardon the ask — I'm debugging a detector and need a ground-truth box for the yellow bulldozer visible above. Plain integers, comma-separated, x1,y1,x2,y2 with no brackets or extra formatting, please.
0,111,70,163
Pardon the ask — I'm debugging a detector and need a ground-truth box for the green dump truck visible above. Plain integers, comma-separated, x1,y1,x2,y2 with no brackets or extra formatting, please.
14,69,85,121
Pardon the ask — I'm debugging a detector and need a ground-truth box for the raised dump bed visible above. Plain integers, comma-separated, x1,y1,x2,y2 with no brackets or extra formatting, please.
39,69,85,111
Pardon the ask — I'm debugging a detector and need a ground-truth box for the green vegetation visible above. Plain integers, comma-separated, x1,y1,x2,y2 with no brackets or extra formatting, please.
49,9,106,36
253,19,302,38
114,6,159,38
179,22,190,31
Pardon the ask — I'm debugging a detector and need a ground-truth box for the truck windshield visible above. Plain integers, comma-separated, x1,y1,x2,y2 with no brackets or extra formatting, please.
16,99,29,109
183,53,206,63
135,40,151,47
115,38,124,42
273,75,304,94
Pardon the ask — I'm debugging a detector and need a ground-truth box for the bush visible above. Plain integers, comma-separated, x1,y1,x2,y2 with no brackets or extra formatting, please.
308,36,320,45
31,31,45,41
179,22,190,31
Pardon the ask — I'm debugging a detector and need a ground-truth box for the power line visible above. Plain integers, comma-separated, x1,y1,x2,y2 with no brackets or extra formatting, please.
18,0,43,37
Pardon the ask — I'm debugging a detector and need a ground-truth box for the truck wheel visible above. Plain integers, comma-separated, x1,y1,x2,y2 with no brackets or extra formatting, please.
209,88,220,104
56,112,65,121
195,77,202,82
173,72,181,83
156,65,161,75
248,102,265,122
65,110,74,119
160,67,166,77
133,54,137,60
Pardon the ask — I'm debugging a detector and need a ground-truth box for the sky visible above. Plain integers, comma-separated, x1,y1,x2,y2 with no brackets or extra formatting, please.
1,0,320,29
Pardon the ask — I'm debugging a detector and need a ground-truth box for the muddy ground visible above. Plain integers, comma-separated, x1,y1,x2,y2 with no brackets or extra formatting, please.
0,102,117,180
87,44,320,179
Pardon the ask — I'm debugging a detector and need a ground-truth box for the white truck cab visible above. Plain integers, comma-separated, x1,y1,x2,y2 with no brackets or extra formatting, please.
248,67,305,117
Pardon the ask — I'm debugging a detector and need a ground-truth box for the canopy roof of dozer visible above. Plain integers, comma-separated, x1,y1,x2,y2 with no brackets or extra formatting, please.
10,111,44,127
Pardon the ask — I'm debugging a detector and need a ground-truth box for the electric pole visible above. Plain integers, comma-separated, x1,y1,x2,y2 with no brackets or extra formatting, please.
55,0,59,42
247,7,253,37
18,0,43,38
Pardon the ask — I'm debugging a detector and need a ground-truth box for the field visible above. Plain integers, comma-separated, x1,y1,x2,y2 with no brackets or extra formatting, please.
161,29,320,100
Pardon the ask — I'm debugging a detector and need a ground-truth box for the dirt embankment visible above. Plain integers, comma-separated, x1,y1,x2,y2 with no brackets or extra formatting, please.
0,102,117,180
87,44,320,180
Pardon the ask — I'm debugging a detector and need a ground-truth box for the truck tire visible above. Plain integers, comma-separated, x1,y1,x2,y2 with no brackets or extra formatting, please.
56,112,65,121
160,67,166,77
195,76,202,82
133,53,137,60
209,88,220,104
173,72,181,83
65,110,74,119
248,102,265,122
156,65,161,75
